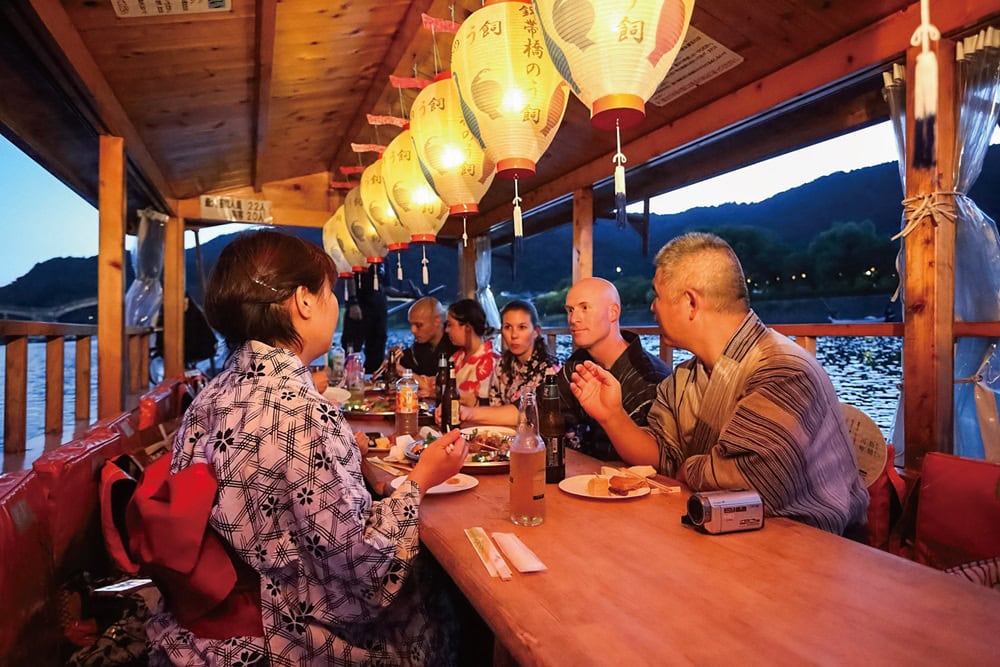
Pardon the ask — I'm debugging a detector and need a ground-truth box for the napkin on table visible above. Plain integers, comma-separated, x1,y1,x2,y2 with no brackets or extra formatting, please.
491,532,547,573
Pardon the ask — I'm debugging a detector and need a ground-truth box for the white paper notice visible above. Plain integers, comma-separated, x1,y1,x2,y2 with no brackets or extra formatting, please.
649,27,744,107
112,0,232,18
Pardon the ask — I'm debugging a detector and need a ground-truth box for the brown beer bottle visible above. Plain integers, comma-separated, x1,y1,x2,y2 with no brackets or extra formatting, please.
539,370,565,483
440,361,461,431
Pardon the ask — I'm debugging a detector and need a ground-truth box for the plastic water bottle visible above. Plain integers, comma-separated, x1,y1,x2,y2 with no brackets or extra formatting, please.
509,389,545,526
346,352,365,406
328,345,346,385
395,368,420,438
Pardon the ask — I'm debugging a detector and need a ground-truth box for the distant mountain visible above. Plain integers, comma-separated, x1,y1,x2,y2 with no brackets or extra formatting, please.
2,145,997,322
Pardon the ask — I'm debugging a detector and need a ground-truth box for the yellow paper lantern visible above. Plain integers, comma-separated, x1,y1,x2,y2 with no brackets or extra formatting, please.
359,159,410,251
410,71,496,216
381,129,450,244
344,186,388,264
535,0,694,130
451,0,569,179
327,205,368,273
321,212,354,278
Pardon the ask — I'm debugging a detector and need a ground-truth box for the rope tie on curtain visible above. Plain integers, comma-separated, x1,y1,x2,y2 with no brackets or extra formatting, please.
892,190,960,240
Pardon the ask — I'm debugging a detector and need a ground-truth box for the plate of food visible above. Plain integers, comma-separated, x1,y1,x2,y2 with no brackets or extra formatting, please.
390,473,479,495
356,431,392,453
341,396,395,419
405,426,515,473
558,474,650,500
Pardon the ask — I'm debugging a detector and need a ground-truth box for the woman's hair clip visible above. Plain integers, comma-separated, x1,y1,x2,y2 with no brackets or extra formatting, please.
251,276,281,294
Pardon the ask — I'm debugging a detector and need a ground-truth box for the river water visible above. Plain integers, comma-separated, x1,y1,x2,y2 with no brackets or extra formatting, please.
1,333,901,444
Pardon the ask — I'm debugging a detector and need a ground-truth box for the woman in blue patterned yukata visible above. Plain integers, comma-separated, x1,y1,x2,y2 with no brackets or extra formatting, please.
146,230,468,666
459,300,559,427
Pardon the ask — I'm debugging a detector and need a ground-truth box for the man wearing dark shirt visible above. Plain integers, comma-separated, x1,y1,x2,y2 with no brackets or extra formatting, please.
558,277,671,459
399,297,456,380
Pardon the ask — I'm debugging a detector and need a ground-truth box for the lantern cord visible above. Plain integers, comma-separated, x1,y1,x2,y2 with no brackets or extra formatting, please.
373,266,380,292
512,176,524,238
421,245,429,285
910,0,940,168
614,119,628,229
398,86,406,120
344,281,349,302
396,251,404,281
462,216,468,247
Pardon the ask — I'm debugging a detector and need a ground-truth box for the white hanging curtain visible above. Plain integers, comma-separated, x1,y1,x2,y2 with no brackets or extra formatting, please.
884,27,1000,462
473,235,501,336
124,208,168,327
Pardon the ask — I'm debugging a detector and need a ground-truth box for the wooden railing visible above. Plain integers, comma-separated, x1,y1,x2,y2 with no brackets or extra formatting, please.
0,320,154,454
545,321,1000,364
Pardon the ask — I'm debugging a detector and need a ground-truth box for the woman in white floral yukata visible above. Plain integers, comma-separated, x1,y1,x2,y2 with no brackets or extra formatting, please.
444,299,501,406
459,300,559,427
146,230,469,666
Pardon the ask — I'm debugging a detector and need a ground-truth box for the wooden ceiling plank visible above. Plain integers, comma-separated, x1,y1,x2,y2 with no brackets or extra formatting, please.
27,0,175,207
254,0,278,191
468,0,1000,238
324,0,437,174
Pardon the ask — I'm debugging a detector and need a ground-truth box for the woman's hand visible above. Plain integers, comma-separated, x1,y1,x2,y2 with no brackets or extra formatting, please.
353,431,370,457
407,429,469,495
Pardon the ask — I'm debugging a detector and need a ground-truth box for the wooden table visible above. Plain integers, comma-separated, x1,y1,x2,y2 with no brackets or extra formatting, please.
361,446,1000,666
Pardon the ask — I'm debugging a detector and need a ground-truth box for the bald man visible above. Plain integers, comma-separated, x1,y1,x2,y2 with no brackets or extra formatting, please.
571,233,868,536
557,277,671,459
399,297,456,378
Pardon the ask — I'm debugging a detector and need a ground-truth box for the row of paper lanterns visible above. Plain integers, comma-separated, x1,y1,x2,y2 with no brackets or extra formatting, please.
323,0,694,284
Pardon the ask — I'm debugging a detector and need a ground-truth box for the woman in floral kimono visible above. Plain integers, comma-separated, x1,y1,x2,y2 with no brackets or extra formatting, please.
146,230,468,666
460,300,559,426
445,299,501,406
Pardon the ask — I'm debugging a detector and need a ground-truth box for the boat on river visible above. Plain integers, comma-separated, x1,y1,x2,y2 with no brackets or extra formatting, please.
1,1,999,663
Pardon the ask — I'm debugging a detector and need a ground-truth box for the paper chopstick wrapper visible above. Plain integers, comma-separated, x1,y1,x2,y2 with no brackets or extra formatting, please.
465,527,512,581
491,532,547,573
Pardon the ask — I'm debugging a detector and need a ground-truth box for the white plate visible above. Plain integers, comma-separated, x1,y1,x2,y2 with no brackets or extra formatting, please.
558,474,651,500
390,473,479,495
323,386,351,405
460,425,517,440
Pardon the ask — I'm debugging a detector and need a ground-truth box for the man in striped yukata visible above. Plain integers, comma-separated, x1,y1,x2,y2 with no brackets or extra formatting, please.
570,233,868,536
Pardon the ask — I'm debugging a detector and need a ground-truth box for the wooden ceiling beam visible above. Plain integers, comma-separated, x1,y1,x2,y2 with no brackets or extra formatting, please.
467,0,1000,239
324,0,435,174
252,0,278,191
25,0,175,211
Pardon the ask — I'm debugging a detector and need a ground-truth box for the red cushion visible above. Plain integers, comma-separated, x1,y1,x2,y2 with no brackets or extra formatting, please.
915,452,1000,569
91,411,140,453
32,428,124,565
139,378,186,430
0,471,53,655
866,444,905,551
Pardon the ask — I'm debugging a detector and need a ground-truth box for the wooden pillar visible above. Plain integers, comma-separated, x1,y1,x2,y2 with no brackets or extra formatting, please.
902,40,957,471
572,187,593,284
45,336,64,433
75,336,91,420
98,135,126,419
163,216,186,379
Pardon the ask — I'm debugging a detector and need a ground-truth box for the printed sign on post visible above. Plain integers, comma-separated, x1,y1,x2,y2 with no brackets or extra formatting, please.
111,0,231,18
199,196,273,224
